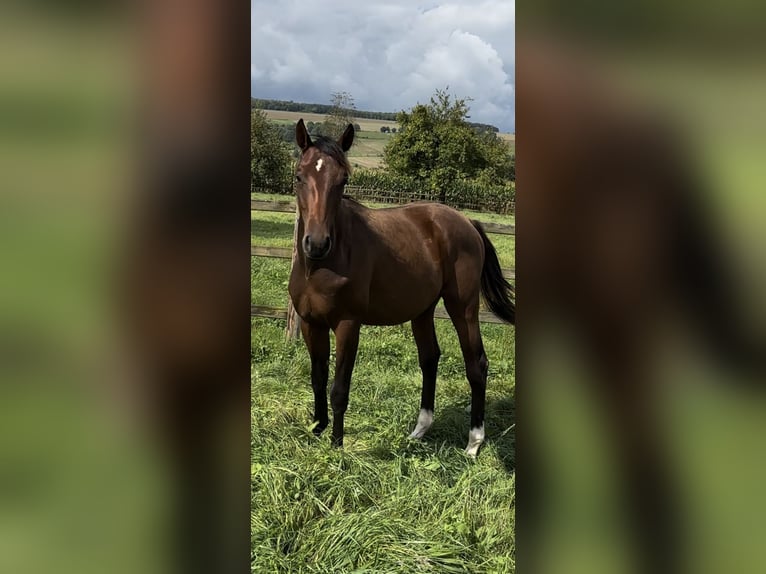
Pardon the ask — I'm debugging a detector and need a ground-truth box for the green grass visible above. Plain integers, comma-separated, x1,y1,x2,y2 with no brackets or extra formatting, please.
251,210,295,249
252,203,516,572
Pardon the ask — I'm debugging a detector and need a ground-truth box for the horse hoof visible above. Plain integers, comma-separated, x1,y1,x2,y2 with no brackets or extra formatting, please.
464,425,485,458
409,409,433,439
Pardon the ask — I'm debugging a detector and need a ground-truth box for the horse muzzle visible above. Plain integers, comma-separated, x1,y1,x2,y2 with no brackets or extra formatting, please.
302,234,332,260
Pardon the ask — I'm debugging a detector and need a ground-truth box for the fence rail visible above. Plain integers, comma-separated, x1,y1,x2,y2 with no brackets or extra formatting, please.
251,245,292,258
249,245,514,279
251,200,295,214
250,199,515,235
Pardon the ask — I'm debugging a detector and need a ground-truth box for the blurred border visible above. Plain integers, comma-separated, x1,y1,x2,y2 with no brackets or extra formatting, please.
516,3,766,574
0,2,251,573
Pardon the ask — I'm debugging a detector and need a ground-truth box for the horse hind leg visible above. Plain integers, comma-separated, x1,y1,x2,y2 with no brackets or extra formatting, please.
444,294,488,457
410,304,440,439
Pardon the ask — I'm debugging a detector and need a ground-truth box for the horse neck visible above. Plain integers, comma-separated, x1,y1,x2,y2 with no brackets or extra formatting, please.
334,197,357,245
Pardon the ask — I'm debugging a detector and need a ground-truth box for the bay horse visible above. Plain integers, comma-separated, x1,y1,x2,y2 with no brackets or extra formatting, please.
288,119,515,456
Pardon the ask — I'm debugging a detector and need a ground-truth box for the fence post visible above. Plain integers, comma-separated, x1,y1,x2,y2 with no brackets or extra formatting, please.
285,206,302,340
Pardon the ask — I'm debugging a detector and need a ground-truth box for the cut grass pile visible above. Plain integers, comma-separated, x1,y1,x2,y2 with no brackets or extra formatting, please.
252,198,515,572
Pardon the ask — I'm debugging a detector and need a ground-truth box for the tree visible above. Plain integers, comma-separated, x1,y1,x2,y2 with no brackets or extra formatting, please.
305,121,325,136
475,130,515,183
383,89,513,202
323,91,357,140
251,109,293,193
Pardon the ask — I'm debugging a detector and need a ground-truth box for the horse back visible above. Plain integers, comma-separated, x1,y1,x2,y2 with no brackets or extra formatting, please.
368,201,485,286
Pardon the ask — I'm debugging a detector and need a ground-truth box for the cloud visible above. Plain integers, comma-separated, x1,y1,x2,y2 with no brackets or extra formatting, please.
251,1,515,131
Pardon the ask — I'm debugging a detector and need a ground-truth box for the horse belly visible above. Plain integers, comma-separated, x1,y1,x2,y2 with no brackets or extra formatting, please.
362,270,441,325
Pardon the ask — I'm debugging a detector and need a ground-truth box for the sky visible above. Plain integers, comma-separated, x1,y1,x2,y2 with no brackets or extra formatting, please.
251,1,515,133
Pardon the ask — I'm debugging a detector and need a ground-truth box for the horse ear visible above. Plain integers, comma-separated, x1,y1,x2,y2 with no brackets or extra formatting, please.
339,123,355,152
296,119,312,151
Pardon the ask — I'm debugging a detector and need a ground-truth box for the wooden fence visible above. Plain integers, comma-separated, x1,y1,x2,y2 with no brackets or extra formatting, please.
251,200,516,237
252,198,515,334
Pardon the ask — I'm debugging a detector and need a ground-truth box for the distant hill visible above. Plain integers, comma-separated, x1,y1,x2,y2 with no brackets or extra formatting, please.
251,97,501,134
251,98,397,121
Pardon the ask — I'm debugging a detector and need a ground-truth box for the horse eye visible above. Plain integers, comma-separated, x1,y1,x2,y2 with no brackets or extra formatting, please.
295,174,302,183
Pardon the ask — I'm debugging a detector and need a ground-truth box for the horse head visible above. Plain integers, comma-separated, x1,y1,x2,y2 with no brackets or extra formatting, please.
294,119,354,260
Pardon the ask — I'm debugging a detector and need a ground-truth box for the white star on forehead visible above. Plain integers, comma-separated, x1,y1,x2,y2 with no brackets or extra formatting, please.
315,158,323,172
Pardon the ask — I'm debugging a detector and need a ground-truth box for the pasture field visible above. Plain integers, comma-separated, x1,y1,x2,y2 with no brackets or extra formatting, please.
251,195,515,572
263,109,397,169
346,130,391,169
262,108,400,133
499,133,515,146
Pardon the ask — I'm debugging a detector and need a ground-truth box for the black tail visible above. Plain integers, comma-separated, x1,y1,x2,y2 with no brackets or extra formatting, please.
473,221,515,324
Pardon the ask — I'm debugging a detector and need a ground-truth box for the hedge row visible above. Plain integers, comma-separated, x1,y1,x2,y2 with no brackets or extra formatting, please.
349,169,515,214
251,167,515,215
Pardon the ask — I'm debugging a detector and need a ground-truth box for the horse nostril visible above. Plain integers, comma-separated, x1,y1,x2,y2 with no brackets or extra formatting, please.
302,233,331,259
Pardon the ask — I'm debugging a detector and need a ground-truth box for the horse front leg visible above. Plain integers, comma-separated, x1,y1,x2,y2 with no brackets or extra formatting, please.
301,322,330,435
330,319,361,447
